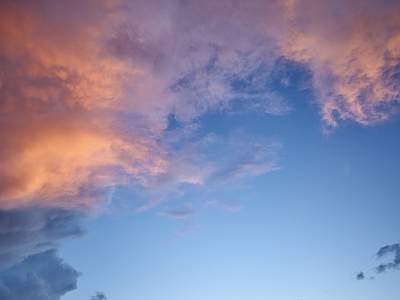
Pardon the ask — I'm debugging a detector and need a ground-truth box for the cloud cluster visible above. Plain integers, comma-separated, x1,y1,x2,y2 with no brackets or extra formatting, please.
280,0,400,128
0,208,85,270
375,243,400,273
0,249,80,300
2,0,400,298
0,208,84,299
0,0,287,210
2,0,399,211
0,1,285,297
357,243,400,280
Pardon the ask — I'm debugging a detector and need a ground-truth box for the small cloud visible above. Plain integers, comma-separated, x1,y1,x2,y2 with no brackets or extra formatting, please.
204,200,243,213
157,207,194,219
90,291,107,300
356,272,365,280
172,223,201,243
375,243,400,273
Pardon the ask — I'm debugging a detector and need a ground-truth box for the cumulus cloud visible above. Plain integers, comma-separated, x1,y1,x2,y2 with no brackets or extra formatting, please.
0,249,80,300
0,207,85,299
0,207,85,270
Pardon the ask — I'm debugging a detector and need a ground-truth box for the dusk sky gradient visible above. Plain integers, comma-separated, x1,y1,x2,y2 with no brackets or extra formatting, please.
0,0,400,299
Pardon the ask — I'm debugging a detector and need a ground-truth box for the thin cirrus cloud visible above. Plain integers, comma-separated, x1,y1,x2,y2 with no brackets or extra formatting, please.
1,0,400,299
157,207,194,219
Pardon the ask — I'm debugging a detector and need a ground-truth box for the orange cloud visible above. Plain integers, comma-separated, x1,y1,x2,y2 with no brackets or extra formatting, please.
0,114,167,209
0,1,170,209
0,0,287,211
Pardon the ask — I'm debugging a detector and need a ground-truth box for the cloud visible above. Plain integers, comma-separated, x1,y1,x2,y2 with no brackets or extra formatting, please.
1,0,400,212
157,207,194,219
375,243,400,273
172,223,201,243
280,0,400,128
3,0,400,298
356,272,365,280
0,0,287,211
0,207,85,270
357,243,400,279
90,291,107,300
0,249,80,300
204,200,243,213
0,207,85,299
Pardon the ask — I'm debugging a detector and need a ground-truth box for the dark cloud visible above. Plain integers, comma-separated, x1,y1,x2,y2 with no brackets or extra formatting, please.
0,207,86,270
0,207,85,299
356,272,365,280
0,249,80,300
375,243,400,273
90,291,107,300
357,243,400,279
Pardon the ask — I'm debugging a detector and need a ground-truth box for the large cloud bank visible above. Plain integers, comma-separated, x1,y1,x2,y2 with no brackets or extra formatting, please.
1,0,399,298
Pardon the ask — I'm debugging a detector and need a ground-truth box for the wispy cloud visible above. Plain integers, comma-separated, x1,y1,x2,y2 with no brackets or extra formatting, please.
280,0,400,128
157,207,194,219
204,200,243,213
172,223,201,243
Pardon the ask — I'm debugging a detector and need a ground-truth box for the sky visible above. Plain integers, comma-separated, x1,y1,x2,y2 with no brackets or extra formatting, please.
0,0,400,299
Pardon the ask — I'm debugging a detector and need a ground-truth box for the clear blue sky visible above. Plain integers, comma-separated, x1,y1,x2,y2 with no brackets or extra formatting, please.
1,1,400,299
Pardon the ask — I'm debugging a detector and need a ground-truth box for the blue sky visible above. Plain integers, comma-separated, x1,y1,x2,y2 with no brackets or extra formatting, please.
61,95,400,300
1,0,400,299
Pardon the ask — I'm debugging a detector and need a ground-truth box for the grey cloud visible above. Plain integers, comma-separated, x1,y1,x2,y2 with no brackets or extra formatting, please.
0,249,80,300
90,291,107,300
0,207,85,299
357,243,400,279
356,272,365,280
375,243,400,273
0,207,85,270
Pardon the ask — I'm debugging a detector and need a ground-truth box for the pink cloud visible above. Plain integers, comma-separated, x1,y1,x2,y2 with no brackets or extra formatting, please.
279,0,400,128
2,0,398,212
